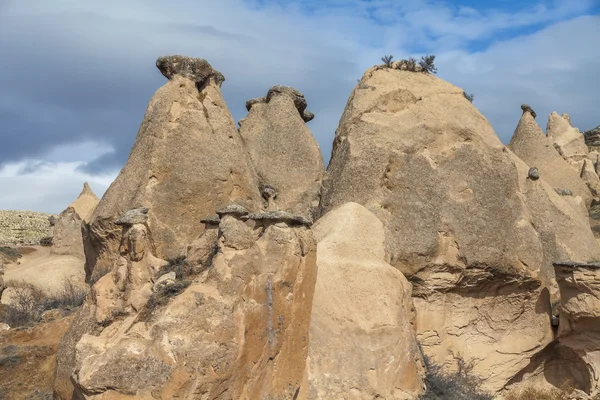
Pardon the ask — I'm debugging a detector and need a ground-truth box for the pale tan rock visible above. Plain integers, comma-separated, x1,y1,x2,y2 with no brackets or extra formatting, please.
0,322,9,331
299,202,424,400
85,55,263,283
509,110,593,207
51,182,100,259
551,262,600,396
547,112,589,162
317,67,585,393
57,211,317,399
240,85,324,219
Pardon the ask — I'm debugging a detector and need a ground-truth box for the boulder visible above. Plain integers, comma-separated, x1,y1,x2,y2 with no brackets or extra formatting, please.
239,85,324,219
84,55,263,282
56,209,317,399
299,202,424,399
318,66,574,392
508,109,593,208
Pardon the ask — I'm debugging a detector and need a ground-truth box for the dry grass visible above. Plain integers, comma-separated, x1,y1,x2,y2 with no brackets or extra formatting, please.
504,385,572,400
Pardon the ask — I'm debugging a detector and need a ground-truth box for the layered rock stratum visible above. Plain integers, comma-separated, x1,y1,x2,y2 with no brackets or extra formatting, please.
0,211,54,245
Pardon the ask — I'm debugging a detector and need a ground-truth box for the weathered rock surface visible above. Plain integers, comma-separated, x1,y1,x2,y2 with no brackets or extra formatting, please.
56,208,317,399
239,85,324,219
51,182,99,259
547,112,589,162
584,126,600,150
508,110,593,207
0,210,54,245
0,314,75,399
546,112,600,199
317,66,600,392
299,202,424,399
550,262,600,395
85,55,263,283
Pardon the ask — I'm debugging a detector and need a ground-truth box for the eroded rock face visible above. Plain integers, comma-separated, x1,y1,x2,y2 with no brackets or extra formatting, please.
546,112,600,199
551,262,600,395
299,202,424,399
85,56,263,282
51,183,99,259
56,208,317,399
239,85,324,219
508,110,593,208
317,67,581,392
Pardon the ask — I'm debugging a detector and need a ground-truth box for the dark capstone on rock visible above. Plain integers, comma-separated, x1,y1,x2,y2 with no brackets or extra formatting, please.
521,104,537,119
156,55,214,84
242,211,313,226
115,208,149,226
216,204,249,217
527,167,540,181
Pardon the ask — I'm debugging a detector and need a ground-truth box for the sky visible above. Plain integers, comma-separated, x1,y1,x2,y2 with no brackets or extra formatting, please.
0,0,599,213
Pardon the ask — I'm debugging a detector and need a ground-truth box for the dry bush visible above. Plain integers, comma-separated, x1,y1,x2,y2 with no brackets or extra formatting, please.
3,281,45,327
42,279,88,310
381,55,394,67
420,356,492,400
463,92,475,103
138,280,191,321
2,279,88,327
162,256,195,279
0,246,22,262
39,236,53,247
419,55,437,74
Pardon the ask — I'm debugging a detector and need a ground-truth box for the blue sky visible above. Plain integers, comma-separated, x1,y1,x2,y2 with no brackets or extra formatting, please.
0,0,599,212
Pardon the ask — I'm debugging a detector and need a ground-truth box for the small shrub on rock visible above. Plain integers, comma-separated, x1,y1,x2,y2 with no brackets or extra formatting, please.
463,92,475,103
504,385,573,400
381,55,394,68
163,256,195,279
139,280,191,320
420,356,492,400
419,55,437,74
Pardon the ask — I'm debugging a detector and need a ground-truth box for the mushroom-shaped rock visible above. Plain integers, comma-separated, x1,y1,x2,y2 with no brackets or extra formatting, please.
156,55,213,84
115,208,149,226
84,56,262,281
239,85,324,218
521,103,537,119
216,204,248,217
242,211,312,226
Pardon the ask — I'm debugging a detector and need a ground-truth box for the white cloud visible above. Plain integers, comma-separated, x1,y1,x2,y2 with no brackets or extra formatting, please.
0,160,117,214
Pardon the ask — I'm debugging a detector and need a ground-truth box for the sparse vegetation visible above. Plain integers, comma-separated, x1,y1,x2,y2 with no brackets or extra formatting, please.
1,279,88,327
420,356,492,400
406,57,418,72
163,256,194,279
463,92,475,103
39,236,53,247
139,280,191,321
381,55,394,68
419,55,437,74
0,246,22,262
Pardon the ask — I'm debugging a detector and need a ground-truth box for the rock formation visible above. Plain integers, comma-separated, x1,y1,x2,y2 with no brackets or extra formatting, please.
546,112,600,199
319,66,600,393
508,108,593,208
84,56,263,283
55,205,317,399
300,202,424,399
584,126,600,151
51,182,99,259
239,85,324,219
